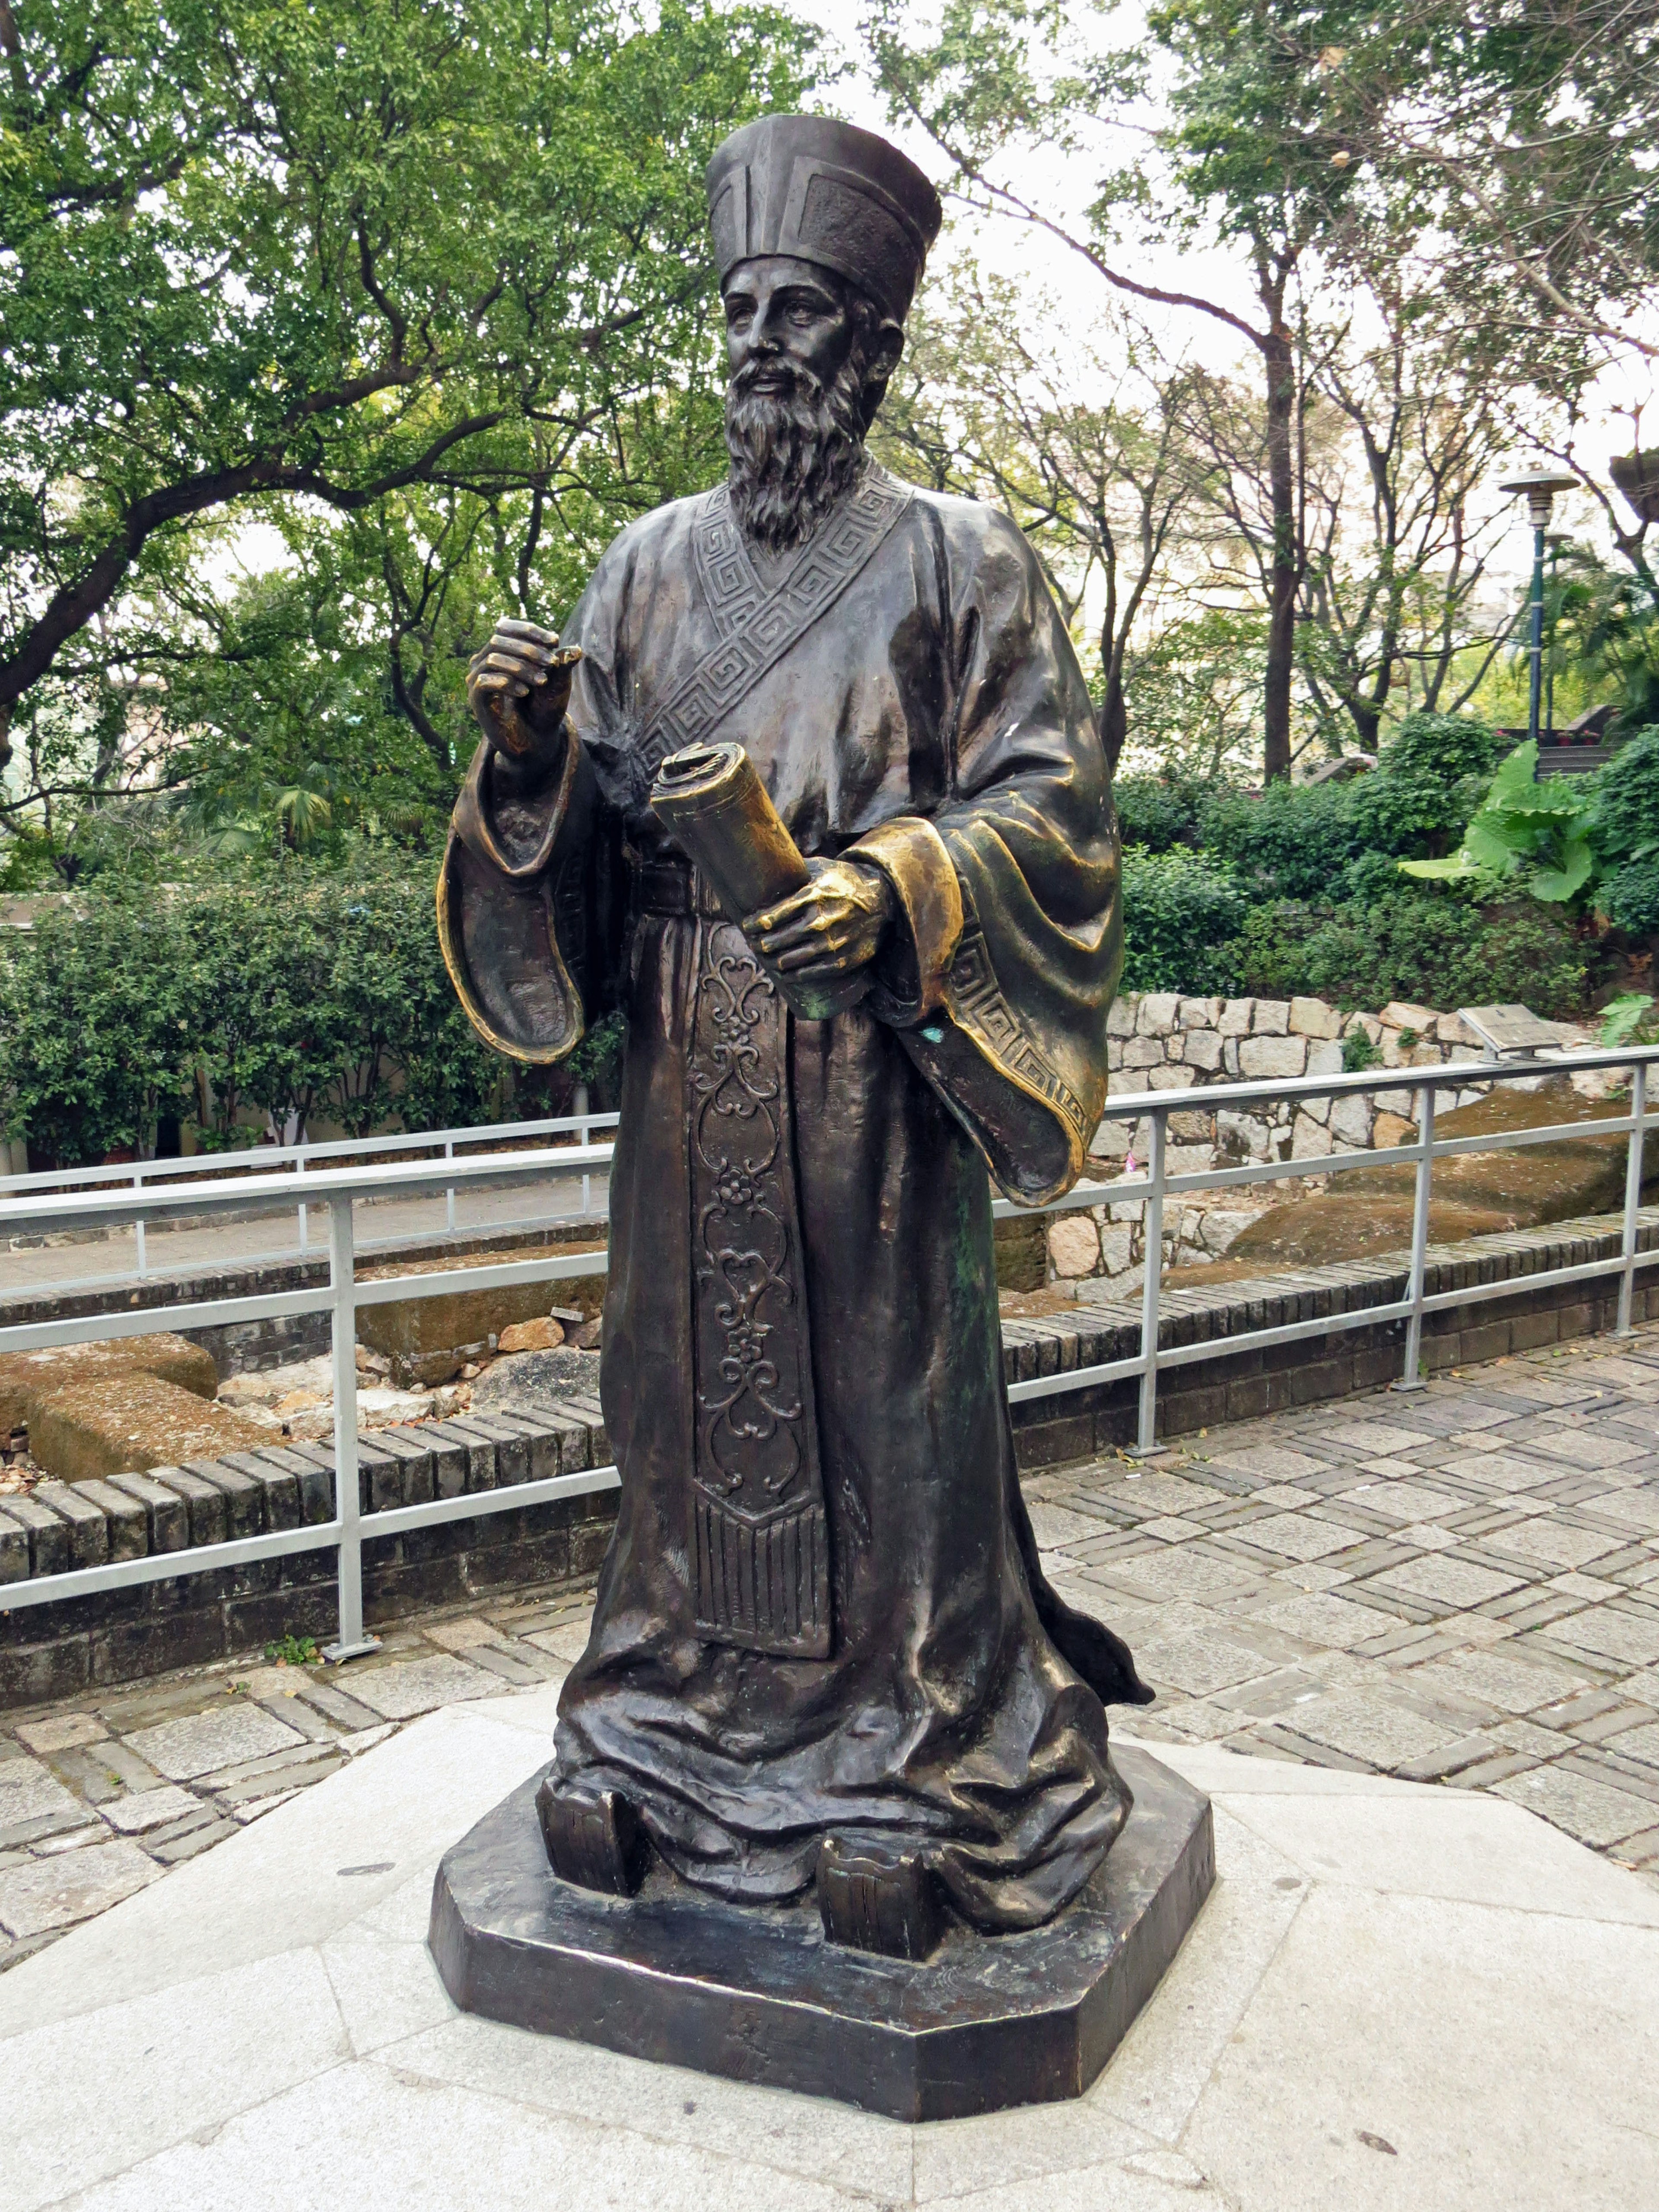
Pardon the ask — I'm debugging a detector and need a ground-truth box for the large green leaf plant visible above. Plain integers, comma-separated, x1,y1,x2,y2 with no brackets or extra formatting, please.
1399,742,1597,904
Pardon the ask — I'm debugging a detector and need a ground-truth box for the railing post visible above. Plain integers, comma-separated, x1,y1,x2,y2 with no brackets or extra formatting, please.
296,1149,308,1254
575,1082,592,1219
1129,1106,1168,1459
445,1137,455,1234
1394,1082,1437,1391
1616,1062,1647,1338
323,1195,379,1662
133,1165,146,1276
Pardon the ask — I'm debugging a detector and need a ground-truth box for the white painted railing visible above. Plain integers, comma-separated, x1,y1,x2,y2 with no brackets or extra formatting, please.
0,1049,1653,1656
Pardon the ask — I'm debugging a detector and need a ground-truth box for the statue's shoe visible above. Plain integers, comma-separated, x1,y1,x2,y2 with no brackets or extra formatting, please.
818,1833,941,1961
535,1774,647,1896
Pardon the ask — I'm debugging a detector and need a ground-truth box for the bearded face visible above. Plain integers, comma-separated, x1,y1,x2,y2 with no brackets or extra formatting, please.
723,295,882,553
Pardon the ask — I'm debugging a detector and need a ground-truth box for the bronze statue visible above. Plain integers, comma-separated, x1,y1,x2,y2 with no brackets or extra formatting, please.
439,113,1149,1955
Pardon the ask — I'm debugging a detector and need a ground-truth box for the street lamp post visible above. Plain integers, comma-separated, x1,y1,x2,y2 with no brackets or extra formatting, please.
1499,470,1577,751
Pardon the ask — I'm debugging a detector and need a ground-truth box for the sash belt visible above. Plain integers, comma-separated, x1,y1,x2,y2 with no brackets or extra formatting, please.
628,853,726,920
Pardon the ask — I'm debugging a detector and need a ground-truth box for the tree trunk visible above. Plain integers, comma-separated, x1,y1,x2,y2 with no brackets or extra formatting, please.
1261,324,1298,782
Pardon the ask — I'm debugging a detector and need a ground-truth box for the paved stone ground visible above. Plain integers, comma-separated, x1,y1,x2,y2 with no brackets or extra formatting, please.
4,1326,1657,1970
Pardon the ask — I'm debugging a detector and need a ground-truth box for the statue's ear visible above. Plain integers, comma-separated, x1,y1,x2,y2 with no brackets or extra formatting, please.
870,319,905,381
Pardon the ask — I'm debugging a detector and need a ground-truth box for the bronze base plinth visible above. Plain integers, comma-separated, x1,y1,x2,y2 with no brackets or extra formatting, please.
428,1745,1214,2123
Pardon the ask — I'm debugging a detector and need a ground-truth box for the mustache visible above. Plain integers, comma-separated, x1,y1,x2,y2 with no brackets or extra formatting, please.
730,355,825,400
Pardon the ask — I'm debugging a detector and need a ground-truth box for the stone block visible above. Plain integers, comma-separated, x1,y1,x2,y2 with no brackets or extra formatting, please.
371,1428,437,1503
147,1466,230,1546
1373,1110,1417,1148
424,1419,499,1493
1088,1119,1131,1160
0,1331,218,1440
29,1480,108,1568
103,1472,189,1554
1164,1143,1218,1175
1180,1029,1224,1072
217,1452,302,1532
1217,998,1253,1036
1239,1035,1307,1080
1306,1039,1344,1077
1291,1114,1334,1160
29,1374,270,1486
1048,1215,1101,1280
1176,995,1223,1029
1342,1011,1382,1041
1252,998,1290,1036
70,1479,148,1560
1216,1110,1271,1161
1374,1087,1416,1117
248,1444,334,1525
1120,1036,1165,1069
0,1507,29,1583
1380,1000,1438,1032
1222,1036,1242,1076
1147,1064,1199,1092
1106,995,1138,1037
453,1412,532,1487
1289,996,1341,1039
181,1459,263,1540
0,1494,70,1578
1168,1110,1212,1141
1328,1095,1373,1149
1098,1223,1136,1275
1137,992,1180,1037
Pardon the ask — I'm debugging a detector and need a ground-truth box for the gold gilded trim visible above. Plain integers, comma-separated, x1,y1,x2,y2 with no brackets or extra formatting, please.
847,815,964,1019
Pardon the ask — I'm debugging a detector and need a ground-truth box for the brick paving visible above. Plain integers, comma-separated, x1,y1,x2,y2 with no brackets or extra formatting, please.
4,1325,1658,1971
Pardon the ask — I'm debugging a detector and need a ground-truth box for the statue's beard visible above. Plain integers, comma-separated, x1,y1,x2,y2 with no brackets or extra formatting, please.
724,344,871,553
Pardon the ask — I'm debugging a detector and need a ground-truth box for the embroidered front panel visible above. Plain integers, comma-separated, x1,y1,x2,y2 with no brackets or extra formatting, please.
686,917,830,1656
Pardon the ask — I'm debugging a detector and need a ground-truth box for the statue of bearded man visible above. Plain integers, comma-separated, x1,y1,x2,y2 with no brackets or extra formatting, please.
440,114,1149,1951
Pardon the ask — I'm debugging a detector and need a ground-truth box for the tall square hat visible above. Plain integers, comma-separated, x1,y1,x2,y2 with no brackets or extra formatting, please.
706,114,942,324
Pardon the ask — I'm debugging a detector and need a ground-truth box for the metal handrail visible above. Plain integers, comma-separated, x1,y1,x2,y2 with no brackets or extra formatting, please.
0,1042,1653,1652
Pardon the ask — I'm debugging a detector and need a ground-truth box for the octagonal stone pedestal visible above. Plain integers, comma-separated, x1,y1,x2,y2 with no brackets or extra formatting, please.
428,1743,1213,2122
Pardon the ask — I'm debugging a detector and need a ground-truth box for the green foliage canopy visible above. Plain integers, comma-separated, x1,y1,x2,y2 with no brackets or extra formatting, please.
0,0,814,778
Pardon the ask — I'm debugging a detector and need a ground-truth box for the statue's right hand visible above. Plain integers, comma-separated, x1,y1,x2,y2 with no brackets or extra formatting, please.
467,619,582,768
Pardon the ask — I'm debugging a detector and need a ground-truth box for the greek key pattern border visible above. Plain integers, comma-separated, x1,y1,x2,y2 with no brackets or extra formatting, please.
945,927,1090,1147
637,466,912,778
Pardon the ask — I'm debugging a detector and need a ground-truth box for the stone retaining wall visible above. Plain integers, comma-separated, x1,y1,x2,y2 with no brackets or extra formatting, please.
1050,991,1594,1290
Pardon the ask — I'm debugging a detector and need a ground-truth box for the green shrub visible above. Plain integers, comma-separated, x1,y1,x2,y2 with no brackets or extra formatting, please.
0,849,506,1163
1586,729,1659,942
1192,711,1501,903
0,886,197,1165
1602,859,1659,940
1225,891,1588,1017
1195,778,1361,900
1112,774,1212,855
1348,713,1503,856
1120,848,1248,993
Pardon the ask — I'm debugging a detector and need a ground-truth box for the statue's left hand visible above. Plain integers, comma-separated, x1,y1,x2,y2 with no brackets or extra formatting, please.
747,860,896,982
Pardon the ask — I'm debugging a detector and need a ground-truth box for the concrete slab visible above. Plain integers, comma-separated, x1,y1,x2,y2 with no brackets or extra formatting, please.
4,1691,1658,2211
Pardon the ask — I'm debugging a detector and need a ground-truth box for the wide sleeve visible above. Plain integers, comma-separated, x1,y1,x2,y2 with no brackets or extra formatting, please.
436,571,629,1064
850,508,1120,1205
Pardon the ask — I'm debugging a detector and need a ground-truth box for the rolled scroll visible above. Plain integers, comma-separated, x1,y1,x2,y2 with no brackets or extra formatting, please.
648,742,810,920
648,742,867,1018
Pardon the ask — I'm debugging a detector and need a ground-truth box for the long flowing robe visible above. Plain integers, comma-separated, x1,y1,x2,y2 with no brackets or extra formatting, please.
439,460,1150,1932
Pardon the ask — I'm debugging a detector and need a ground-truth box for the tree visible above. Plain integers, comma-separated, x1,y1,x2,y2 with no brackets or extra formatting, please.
867,0,1364,778
0,0,814,785
874,266,1204,771
1292,0,1659,368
